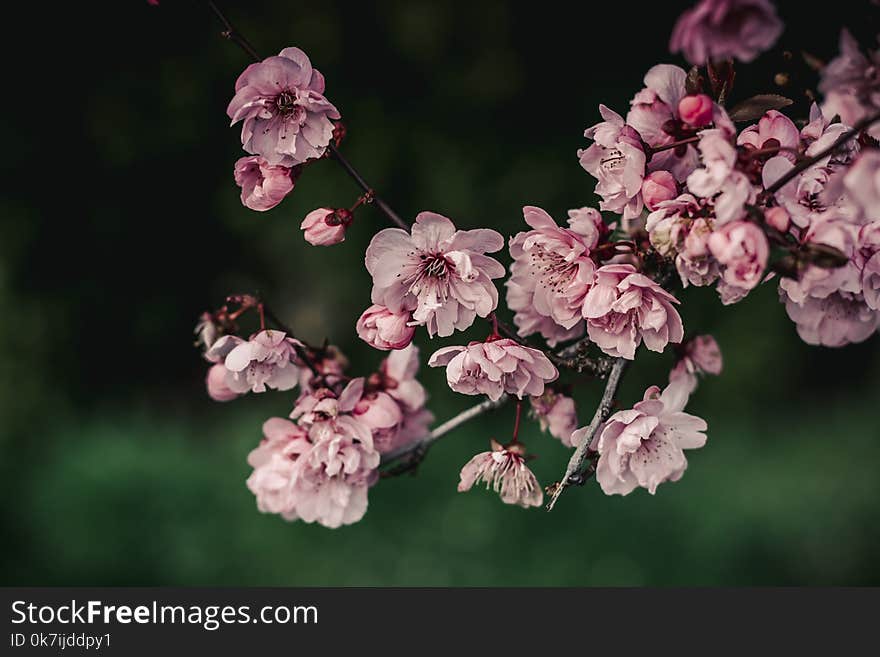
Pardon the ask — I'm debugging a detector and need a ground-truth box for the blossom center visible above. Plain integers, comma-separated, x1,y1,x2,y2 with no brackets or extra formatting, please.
275,91,304,120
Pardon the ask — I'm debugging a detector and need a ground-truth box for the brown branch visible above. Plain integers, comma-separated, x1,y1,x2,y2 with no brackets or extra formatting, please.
765,111,880,195
546,356,628,511
380,395,510,467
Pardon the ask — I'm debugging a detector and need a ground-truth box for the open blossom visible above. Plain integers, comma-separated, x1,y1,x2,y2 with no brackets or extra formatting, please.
819,30,880,139
762,157,835,228
301,208,351,246
429,338,558,401
356,304,415,351
365,212,505,337
708,220,769,303
578,105,647,223
458,442,543,508
207,330,301,394
687,128,753,224
233,156,295,211
737,110,800,163
779,218,878,346
227,47,340,166
530,390,578,447
590,379,707,496
627,64,700,181
669,0,783,65
246,418,310,518
678,218,721,287
506,206,597,343
373,345,433,453
838,150,880,221
670,334,723,391
582,264,684,360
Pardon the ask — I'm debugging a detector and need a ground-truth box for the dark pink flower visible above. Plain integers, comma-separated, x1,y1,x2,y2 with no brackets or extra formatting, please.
233,156,295,211
669,0,783,65
581,264,684,359
678,94,714,128
641,171,679,211
227,47,340,166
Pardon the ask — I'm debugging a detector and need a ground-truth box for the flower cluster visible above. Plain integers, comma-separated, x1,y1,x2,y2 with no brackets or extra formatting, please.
191,0,880,526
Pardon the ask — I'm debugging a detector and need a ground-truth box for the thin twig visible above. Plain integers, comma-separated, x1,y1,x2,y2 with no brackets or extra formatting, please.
380,395,509,466
208,1,260,62
546,357,628,511
765,111,880,195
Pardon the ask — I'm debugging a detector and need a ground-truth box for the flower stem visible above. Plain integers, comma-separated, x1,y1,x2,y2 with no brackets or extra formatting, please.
511,401,523,444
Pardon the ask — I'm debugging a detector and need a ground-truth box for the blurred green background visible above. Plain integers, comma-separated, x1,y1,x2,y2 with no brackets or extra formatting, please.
2,0,879,585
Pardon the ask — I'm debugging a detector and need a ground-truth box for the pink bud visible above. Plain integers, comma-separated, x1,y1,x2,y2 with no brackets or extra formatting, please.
206,364,239,402
764,206,790,233
356,304,416,350
301,208,352,246
641,171,678,211
678,94,714,128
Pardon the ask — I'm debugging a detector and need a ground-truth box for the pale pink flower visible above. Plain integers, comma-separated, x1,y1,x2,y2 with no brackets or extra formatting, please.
194,312,222,352
380,344,428,412
764,206,790,233
669,0,783,65
458,442,543,508
566,206,609,247
356,304,415,351
365,212,505,337
506,206,596,342
246,418,311,518
301,207,351,246
206,363,239,402
592,379,707,495
707,220,769,302
762,157,835,228
581,264,684,359
678,94,714,128
839,150,880,221
645,193,699,256
530,390,578,447
297,345,349,392
627,65,700,181
737,110,800,163
208,330,301,394
354,390,404,452
678,218,721,287
233,156,295,211
641,171,679,211
862,252,880,310
506,280,586,348
670,334,723,391
818,30,880,139
687,128,754,223
428,338,558,401
227,47,340,166
578,105,647,223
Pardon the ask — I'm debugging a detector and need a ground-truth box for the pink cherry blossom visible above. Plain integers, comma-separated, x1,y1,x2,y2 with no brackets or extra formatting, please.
669,0,783,65
301,208,351,246
530,390,578,447
246,418,311,518
839,150,880,221
194,311,222,352
356,304,415,351
428,338,558,401
365,212,505,337
707,220,769,303
578,105,647,223
641,171,679,211
227,47,340,166
208,330,301,394
458,442,543,508
737,110,800,163
678,94,714,128
670,334,723,391
862,252,880,310
679,218,721,288
818,30,880,139
764,206,790,233
592,379,707,495
380,344,428,412
687,128,754,223
506,206,597,342
206,363,239,402
581,264,684,359
627,65,700,182
506,280,586,348
233,156,295,211
762,157,836,228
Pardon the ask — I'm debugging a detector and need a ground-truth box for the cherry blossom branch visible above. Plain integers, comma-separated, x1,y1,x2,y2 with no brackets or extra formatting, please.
380,395,510,467
648,135,700,155
207,1,408,230
765,111,880,195
546,356,628,511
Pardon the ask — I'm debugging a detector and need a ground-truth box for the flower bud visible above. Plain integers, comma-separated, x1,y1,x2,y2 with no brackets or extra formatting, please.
764,206,790,233
678,94,714,128
301,207,352,246
356,304,416,350
641,171,678,211
206,364,239,402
